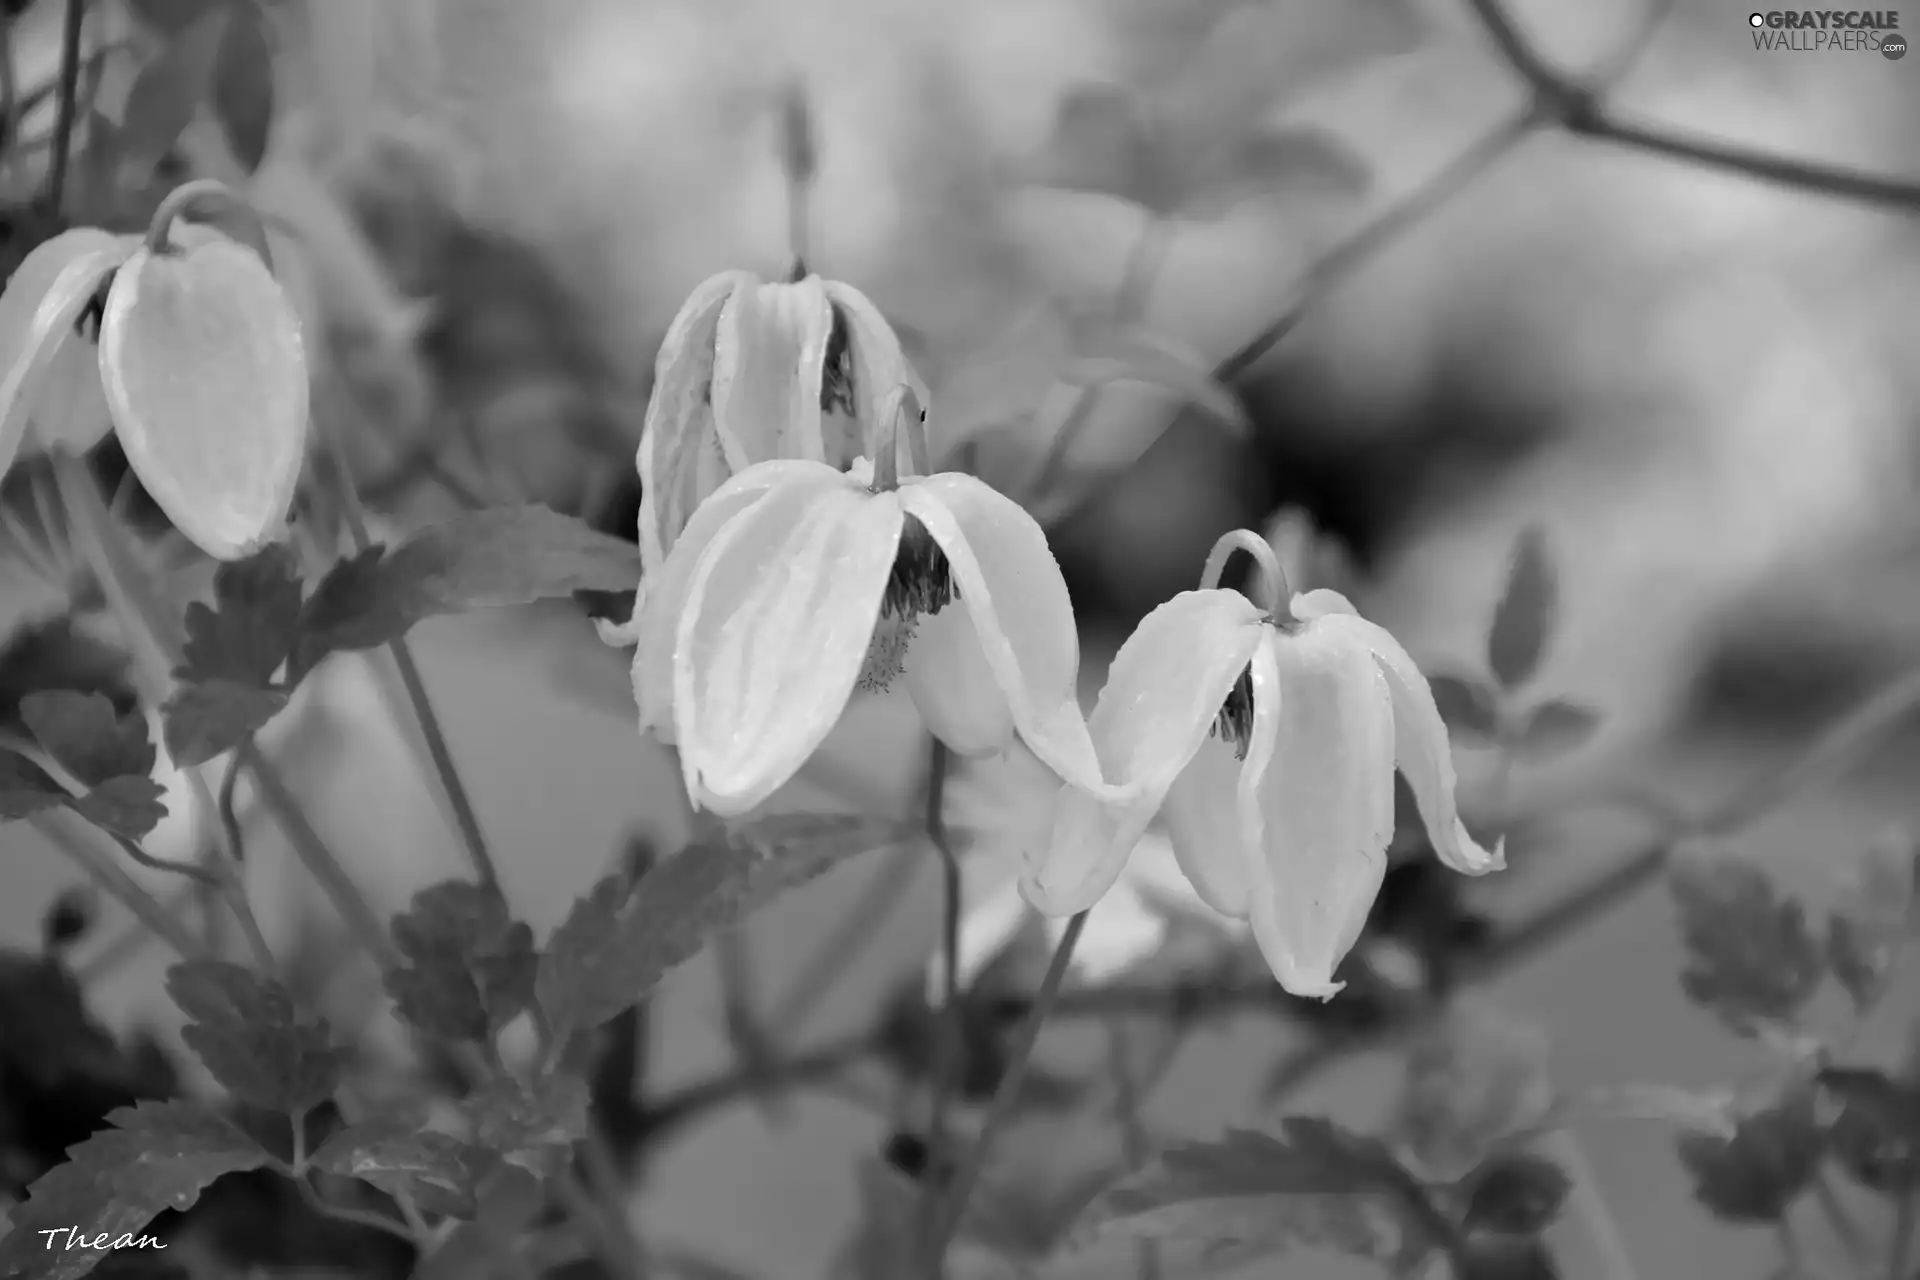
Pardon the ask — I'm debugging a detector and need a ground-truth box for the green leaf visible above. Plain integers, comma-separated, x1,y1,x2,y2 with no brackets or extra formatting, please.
114,8,231,188
1388,1007,1555,1182
386,880,538,1043
1486,525,1556,690
1028,83,1151,206
407,1161,547,1280
1061,319,1249,435
0,1099,273,1280
0,747,67,821
165,960,348,1114
1428,673,1500,746
1826,832,1916,1012
1078,1119,1442,1273
1674,1085,1823,1221
0,616,131,737
176,545,304,686
161,678,290,767
68,775,170,842
460,1072,589,1172
1459,1152,1572,1237
1178,128,1372,222
211,1,275,173
1668,845,1825,1036
1818,1068,1920,1194
1511,698,1601,759
537,813,919,1043
292,506,643,678
309,1119,490,1219
19,690,155,788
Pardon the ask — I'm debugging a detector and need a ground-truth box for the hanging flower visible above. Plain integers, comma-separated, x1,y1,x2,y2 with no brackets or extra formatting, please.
636,265,927,579
927,743,1246,996
632,386,1108,817
1021,530,1503,998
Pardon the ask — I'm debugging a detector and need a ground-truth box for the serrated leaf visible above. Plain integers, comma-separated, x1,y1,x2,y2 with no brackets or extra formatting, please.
1178,128,1372,221
291,506,642,678
385,880,538,1042
115,9,231,188
19,690,156,788
0,746,67,820
1062,321,1249,434
0,229,132,480
460,1072,589,1172
1459,1152,1572,1237
310,1119,489,1219
1028,83,1151,205
1389,1007,1555,1182
176,545,304,686
161,678,290,767
1428,673,1500,746
0,617,131,736
537,813,919,1042
68,773,170,841
1487,526,1556,690
1827,833,1916,1012
211,2,274,173
407,1161,546,1280
0,1099,273,1280
1818,1068,1920,1193
1668,846,1825,1036
1674,1085,1823,1221
1078,1119,1441,1273
165,960,347,1114
1512,698,1600,759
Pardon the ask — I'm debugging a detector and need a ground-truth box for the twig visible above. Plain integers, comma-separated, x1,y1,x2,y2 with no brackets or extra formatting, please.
43,0,82,213
31,812,209,961
108,830,223,887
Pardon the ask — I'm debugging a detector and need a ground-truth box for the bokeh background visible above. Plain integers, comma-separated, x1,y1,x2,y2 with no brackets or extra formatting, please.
5,0,1920,1275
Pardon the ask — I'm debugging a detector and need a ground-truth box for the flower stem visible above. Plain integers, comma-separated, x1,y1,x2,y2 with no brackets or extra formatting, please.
142,178,276,269
769,837,922,1039
921,738,962,1216
1198,528,1288,611
922,910,1087,1274
42,0,82,214
1542,1128,1639,1280
31,813,209,962
1889,1193,1917,1280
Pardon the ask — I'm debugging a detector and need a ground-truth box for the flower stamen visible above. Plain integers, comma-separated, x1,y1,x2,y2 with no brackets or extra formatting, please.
1210,664,1255,760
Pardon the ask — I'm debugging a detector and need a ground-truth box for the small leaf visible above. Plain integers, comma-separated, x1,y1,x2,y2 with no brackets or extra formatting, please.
1428,673,1500,746
0,616,131,736
1668,845,1825,1036
176,545,304,686
1061,319,1249,434
211,1,275,173
1511,698,1601,759
1674,1086,1823,1221
1178,128,1372,221
1486,526,1557,690
1078,1119,1441,1273
1389,1006,1555,1182
1818,1068,1920,1193
1460,1152,1572,1237
0,747,67,821
408,1161,546,1280
1028,83,1151,206
460,1072,589,1172
100,231,309,561
310,1120,489,1219
537,813,919,1042
0,1099,273,1280
19,690,156,788
114,8,231,188
1827,832,1916,1012
291,506,643,677
69,774,170,841
0,228,133,479
165,960,348,1114
161,678,290,767
386,880,538,1043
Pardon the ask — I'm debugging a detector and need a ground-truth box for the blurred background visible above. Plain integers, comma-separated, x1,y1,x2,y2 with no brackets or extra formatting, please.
3,0,1920,1275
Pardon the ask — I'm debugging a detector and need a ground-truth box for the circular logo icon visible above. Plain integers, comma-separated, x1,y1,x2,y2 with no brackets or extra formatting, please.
1749,11,1766,26
1884,33,1908,58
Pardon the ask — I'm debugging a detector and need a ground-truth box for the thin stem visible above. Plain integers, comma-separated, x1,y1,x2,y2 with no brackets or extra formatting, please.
1543,1128,1639,1280
1890,1193,1917,1280
43,0,82,214
32,813,209,961
769,837,923,1039
106,830,222,887
1107,1021,1163,1280
141,178,276,269
1198,527,1287,611
0,15,17,161
923,911,1087,1273
923,738,962,1174
296,1176,421,1247
1812,1171,1869,1272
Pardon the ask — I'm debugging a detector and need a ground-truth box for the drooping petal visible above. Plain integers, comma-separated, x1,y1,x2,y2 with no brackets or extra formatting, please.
1162,737,1255,917
820,279,930,471
638,270,752,574
632,459,837,740
674,476,903,814
1244,620,1397,999
0,230,131,479
902,602,1012,756
1312,612,1505,877
1020,588,1266,915
711,276,833,465
898,473,1106,795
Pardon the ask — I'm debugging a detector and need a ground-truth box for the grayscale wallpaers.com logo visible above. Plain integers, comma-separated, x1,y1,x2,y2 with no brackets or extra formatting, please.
1748,10,1906,57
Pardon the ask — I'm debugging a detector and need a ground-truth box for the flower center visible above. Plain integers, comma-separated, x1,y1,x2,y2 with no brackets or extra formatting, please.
857,519,958,693
1210,664,1255,761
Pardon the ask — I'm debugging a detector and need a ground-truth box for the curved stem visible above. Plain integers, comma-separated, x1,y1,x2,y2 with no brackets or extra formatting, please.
1199,527,1287,612
32,812,209,961
143,178,277,270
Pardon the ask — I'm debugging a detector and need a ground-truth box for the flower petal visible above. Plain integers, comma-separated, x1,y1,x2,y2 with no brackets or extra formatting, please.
0,230,130,478
712,276,833,466
821,279,929,471
897,473,1104,794
633,459,843,741
1317,613,1505,876
1163,736,1256,917
638,269,752,573
1245,620,1397,999
674,478,903,814
1020,588,1266,915
903,602,1013,756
